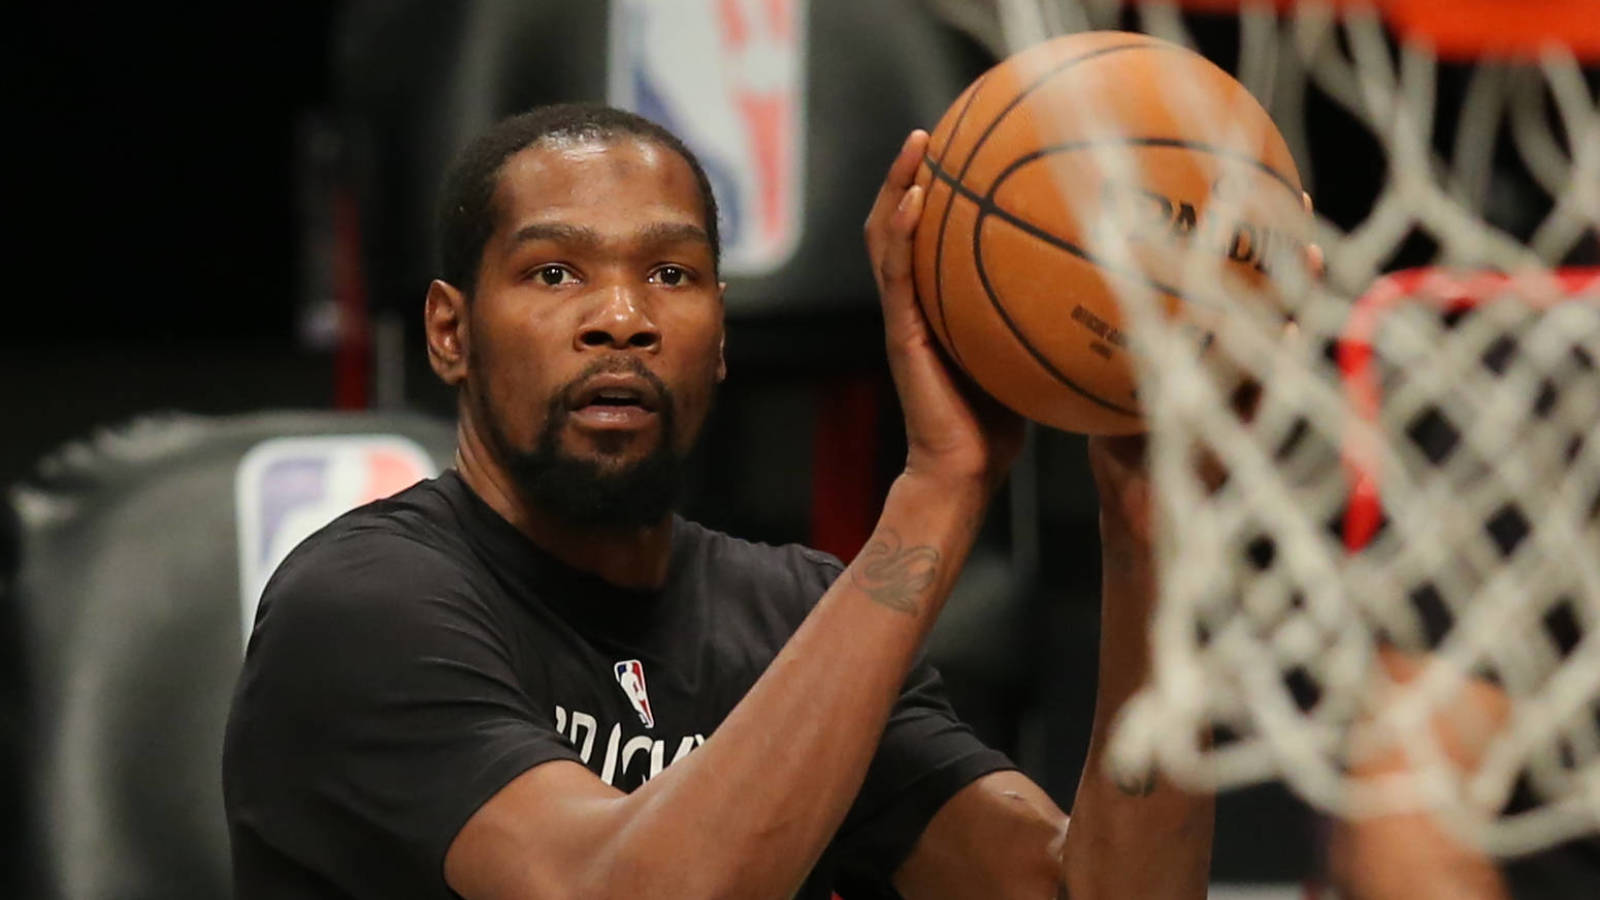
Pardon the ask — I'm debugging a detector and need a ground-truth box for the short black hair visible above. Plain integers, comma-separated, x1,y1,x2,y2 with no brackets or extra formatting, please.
437,103,721,296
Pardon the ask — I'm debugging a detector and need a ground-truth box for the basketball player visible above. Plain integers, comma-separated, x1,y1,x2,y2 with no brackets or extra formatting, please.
222,103,1214,898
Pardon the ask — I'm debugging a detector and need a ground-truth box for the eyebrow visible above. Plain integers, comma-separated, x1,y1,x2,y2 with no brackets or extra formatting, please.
509,221,711,251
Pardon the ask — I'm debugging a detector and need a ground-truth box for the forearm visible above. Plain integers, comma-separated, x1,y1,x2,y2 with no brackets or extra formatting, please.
587,471,991,898
1059,517,1214,900
1327,651,1510,900
1328,813,1509,900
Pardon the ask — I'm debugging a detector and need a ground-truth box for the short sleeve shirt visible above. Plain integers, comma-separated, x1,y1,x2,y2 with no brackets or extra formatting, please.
222,471,1013,899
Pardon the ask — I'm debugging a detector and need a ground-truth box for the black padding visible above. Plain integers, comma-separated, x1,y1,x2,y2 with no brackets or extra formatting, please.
2,496,27,898
11,411,454,900
335,0,990,323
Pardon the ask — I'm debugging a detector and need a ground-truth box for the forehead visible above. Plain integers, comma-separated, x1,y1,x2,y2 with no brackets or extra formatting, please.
492,136,708,234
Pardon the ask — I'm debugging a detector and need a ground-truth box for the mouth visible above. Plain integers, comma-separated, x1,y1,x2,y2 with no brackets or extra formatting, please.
566,373,661,430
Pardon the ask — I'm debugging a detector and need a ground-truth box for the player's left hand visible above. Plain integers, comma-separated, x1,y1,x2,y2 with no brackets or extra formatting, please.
865,129,1025,492
1087,434,1154,547
1090,216,1325,550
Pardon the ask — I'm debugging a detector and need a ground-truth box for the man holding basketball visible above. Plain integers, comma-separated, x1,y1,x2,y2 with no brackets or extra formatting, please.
223,103,1213,898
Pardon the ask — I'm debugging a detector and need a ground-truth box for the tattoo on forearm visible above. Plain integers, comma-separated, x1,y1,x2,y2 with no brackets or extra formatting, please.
851,529,941,615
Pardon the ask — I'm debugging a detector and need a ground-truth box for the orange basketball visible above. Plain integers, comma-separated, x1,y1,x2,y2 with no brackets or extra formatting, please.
913,31,1309,435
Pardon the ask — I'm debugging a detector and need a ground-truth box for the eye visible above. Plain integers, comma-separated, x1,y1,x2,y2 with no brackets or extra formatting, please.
649,265,692,287
533,264,577,286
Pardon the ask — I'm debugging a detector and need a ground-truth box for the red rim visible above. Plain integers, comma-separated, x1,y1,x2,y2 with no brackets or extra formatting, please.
1336,267,1599,552
1133,0,1600,60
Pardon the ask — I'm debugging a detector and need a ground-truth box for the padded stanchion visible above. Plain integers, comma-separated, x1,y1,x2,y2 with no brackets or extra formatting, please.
11,411,455,900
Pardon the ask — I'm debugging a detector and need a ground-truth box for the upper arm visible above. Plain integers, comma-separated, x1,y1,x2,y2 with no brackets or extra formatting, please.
224,534,582,898
824,657,1028,893
894,771,1068,900
444,760,629,900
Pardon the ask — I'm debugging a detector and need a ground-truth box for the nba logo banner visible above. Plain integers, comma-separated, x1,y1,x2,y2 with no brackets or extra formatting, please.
235,436,437,644
608,0,808,276
614,659,656,728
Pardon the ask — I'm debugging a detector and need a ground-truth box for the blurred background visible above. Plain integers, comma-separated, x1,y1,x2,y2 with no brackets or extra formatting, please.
3,1,1593,898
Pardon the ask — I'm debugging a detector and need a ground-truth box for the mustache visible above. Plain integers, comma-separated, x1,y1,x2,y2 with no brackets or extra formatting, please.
554,356,673,415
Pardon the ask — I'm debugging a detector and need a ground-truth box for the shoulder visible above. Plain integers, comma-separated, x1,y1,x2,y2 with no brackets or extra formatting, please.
235,495,522,742
679,517,843,587
269,476,473,595
249,480,489,654
674,518,844,624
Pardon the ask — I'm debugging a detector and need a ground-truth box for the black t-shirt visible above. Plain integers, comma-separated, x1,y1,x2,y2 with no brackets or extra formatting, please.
223,470,1012,899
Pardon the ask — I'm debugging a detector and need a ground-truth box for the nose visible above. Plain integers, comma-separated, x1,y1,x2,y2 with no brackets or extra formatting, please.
577,284,661,352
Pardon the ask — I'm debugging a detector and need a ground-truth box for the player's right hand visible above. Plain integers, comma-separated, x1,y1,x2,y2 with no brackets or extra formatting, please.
1087,434,1154,548
864,129,1024,493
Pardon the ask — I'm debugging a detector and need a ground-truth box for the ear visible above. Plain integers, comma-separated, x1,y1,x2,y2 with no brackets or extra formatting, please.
425,279,470,386
715,281,728,382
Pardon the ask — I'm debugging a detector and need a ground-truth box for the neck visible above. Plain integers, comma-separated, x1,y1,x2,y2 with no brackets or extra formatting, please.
454,417,675,591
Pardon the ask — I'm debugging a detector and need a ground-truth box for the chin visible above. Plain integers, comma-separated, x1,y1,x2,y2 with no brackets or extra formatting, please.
509,443,685,531
566,432,660,467
585,451,655,478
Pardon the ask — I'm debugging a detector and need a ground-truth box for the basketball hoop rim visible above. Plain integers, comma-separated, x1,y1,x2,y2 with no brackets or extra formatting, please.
1336,266,1600,551
1138,0,1600,61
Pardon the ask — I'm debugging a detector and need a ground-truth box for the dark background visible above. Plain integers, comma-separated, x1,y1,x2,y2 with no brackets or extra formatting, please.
5,4,340,485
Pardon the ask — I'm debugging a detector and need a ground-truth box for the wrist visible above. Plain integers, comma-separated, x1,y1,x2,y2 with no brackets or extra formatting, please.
904,440,1018,494
887,469,992,556
898,462,995,504
1098,480,1155,552
1099,510,1152,552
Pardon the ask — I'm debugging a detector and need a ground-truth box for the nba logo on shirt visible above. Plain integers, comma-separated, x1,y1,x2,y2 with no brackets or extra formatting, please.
614,659,656,728
608,0,808,276
235,435,436,645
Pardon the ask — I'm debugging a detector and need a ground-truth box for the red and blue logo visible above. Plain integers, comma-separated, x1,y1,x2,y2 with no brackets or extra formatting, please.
614,659,657,729
608,0,808,276
235,436,436,643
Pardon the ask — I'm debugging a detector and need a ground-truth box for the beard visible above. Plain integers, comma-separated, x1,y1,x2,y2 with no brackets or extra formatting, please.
489,357,692,530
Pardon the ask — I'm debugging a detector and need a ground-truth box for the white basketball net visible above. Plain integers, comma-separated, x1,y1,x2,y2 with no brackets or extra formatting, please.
992,0,1600,855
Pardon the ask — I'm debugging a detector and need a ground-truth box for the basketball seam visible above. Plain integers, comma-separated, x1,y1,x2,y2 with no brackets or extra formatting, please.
1000,137,1303,200
933,75,985,170
969,208,1141,417
926,136,1295,419
927,152,1154,414
934,38,1166,370
929,75,988,362
924,149,1284,320
950,39,1167,185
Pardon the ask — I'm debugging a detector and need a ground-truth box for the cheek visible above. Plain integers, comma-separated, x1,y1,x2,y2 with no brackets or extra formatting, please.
669,335,725,439
471,316,561,447
485,368,553,445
